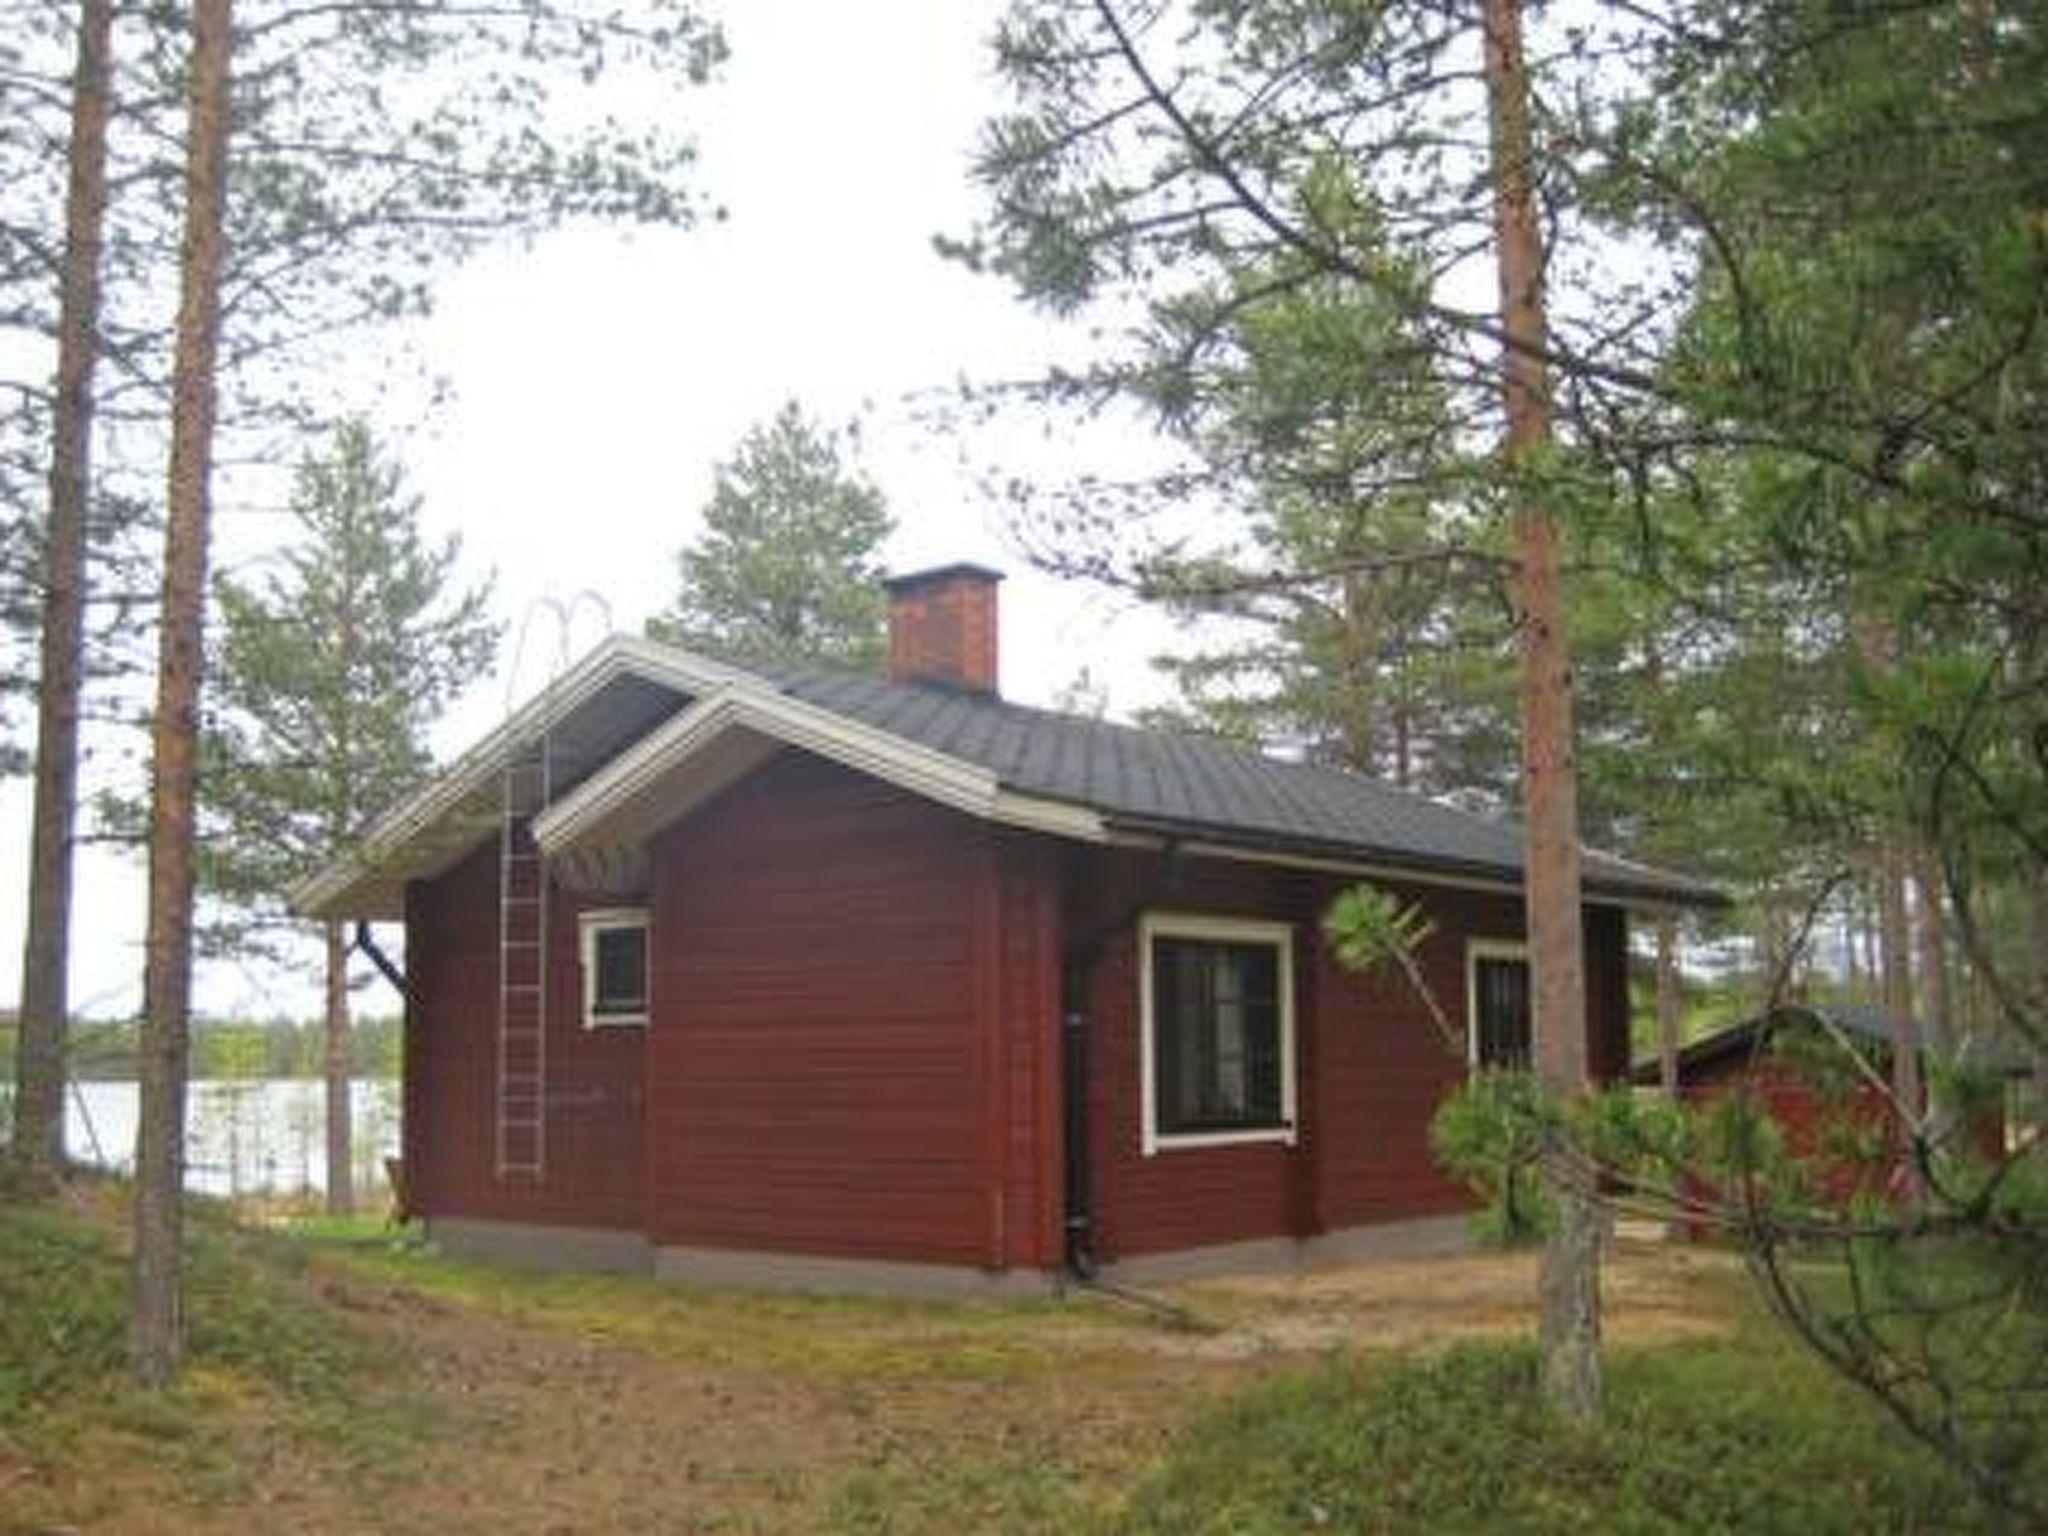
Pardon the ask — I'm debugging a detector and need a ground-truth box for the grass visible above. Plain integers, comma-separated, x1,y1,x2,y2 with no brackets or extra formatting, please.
0,1186,2020,1534
1116,1334,1998,1534
303,1214,1162,1388
0,1181,440,1529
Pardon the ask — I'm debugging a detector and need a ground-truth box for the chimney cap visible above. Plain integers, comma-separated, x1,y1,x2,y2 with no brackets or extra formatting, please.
883,562,1005,597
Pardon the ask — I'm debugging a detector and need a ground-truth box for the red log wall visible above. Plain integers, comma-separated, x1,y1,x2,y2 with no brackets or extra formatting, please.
643,754,1062,1270
1069,850,1631,1262
403,838,646,1228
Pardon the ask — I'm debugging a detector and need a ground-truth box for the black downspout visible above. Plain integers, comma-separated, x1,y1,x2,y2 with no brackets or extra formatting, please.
352,920,410,1002
1060,970,1095,1279
1060,839,1181,1282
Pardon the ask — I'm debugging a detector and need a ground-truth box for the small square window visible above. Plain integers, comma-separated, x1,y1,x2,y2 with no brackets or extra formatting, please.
579,909,648,1028
1141,914,1297,1154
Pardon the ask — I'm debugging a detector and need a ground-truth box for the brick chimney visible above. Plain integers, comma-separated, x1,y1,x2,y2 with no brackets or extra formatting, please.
884,563,1003,695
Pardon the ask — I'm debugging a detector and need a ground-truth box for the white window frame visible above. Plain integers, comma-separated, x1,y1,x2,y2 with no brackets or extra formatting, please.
1466,938,1530,1070
578,907,650,1029
1140,912,1298,1156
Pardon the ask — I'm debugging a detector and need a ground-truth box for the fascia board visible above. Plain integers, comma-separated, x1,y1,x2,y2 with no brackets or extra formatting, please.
531,688,745,853
536,682,1107,856
289,636,742,918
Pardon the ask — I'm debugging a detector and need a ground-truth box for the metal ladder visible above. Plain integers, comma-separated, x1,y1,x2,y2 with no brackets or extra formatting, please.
490,592,613,1184
495,743,551,1180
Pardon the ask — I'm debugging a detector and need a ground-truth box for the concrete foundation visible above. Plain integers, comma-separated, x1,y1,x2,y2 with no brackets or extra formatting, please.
426,1216,652,1273
419,1211,1474,1294
1097,1213,1474,1285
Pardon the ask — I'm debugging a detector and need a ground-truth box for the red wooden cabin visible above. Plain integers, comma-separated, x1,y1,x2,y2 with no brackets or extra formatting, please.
299,566,1718,1291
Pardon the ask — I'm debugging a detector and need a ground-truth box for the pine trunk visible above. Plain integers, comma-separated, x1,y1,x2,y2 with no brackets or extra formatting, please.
324,920,354,1215
1912,852,1951,1052
1656,915,1681,1096
132,0,232,1391
12,0,115,1189
2033,859,2048,1114
1480,0,1600,1421
1877,846,1924,1206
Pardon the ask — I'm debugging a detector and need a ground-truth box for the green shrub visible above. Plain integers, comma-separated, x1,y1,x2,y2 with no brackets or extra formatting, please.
1429,1073,1554,1243
1116,1337,1995,1534
0,1200,129,1422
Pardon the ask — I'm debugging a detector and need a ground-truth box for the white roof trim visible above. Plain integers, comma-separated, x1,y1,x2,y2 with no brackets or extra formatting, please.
290,636,748,919
534,682,1106,857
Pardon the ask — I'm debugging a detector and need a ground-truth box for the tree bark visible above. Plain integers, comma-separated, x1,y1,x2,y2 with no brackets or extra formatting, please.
1656,914,1682,1096
1912,853,1951,1053
1481,0,1599,1420
132,0,232,1391
324,919,354,1215
1877,845,1924,1205
2033,858,2048,1119
12,0,115,1189
1335,568,1378,774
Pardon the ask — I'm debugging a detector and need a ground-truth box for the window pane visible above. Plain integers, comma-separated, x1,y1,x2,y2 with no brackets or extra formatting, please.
1474,955,1530,1069
593,925,647,1015
1154,936,1283,1134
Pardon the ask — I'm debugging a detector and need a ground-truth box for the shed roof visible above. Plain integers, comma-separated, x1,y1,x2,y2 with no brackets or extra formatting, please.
1631,1002,2031,1085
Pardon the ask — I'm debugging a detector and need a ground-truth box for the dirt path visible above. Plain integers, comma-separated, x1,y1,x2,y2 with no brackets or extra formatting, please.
46,1240,1747,1535
1172,1239,1740,1357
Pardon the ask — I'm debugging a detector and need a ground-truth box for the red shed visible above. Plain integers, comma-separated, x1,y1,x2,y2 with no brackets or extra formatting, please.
1636,1003,2024,1219
298,566,1719,1290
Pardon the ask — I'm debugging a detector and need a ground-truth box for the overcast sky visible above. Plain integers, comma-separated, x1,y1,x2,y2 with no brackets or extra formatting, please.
0,0,1186,1021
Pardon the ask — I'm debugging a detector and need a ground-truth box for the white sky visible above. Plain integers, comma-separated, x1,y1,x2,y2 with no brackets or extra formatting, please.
0,0,1187,1021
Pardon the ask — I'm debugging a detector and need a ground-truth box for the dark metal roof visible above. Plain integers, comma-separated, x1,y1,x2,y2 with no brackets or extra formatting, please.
726,655,1722,909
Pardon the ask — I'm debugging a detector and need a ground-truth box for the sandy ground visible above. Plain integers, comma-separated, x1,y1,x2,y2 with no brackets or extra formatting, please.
1173,1238,1740,1357
10,1239,1748,1536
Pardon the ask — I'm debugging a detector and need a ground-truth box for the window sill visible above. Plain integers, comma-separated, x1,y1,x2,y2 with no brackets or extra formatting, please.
1145,1124,1296,1156
584,1013,648,1030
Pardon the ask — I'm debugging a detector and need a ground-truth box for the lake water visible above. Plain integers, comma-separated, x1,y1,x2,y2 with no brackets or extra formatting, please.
66,1078,401,1199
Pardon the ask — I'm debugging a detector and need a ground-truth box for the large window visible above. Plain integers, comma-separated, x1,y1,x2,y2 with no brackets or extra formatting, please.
1141,914,1296,1154
1467,940,1531,1070
578,908,649,1028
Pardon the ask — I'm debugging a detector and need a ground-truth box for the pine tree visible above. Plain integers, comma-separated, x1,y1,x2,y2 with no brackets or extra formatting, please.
7,0,725,1194
202,420,497,1216
651,402,894,666
133,0,233,1391
1131,272,1516,792
10,0,114,1187
966,0,1610,1413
